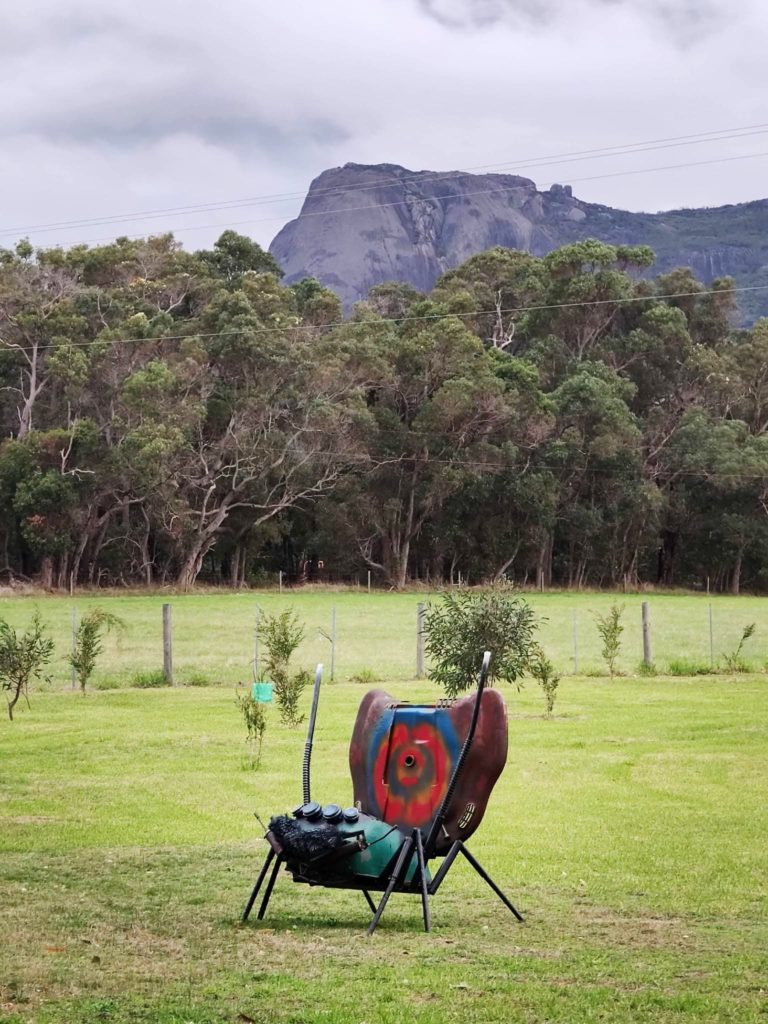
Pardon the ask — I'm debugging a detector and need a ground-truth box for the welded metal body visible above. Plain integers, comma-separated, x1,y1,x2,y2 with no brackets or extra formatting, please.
241,653,522,933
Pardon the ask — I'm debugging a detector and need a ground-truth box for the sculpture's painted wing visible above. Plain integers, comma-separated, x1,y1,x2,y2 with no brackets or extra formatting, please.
349,688,508,853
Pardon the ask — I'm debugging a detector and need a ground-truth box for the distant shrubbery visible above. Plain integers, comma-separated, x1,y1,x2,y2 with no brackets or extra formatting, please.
132,669,170,689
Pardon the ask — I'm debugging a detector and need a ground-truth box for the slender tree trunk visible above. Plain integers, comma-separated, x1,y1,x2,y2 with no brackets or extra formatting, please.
40,556,54,590
140,516,152,585
56,552,70,590
536,533,552,589
230,545,241,588
71,530,90,586
657,529,677,586
393,538,411,590
177,545,207,590
6,677,26,721
17,341,40,441
731,548,744,596
88,517,112,586
494,543,521,582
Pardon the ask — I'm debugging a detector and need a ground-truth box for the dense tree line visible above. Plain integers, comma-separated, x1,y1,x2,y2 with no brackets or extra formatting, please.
1,232,767,593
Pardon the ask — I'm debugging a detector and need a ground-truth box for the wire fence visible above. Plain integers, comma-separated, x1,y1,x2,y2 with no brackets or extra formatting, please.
25,590,766,692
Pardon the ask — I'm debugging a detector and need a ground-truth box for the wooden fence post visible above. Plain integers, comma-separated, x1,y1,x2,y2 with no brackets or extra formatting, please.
641,601,652,667
163,603,173,685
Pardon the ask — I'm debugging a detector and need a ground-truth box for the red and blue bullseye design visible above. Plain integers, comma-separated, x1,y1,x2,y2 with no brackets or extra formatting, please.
366,706,460,829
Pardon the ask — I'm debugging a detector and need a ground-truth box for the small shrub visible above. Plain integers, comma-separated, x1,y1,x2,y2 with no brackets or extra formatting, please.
595,604,624,679
666,658,715,677
0,612,54,720
94,677,123,691
273,668,310,726
722,624,756,673
260,609,304,668
721,657,753,674
69,608,125,693
132,669,170,689
350,667,381,685
529,651,560,717
259,609,308,726
424,585,538,697
185,671,213,687
235,686,267,768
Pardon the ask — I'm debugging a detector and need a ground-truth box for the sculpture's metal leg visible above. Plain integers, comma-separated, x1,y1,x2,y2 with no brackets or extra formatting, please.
367,836,414,936
413,829,431,933
257,853,284,921
428,841,461,895
241,847,275,922
362,889,377,913
458,844,524,922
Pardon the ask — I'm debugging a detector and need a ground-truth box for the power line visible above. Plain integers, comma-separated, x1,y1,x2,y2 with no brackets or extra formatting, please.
87,436,768,482
0,282,760,352
49,148,768,249
4,121,768,240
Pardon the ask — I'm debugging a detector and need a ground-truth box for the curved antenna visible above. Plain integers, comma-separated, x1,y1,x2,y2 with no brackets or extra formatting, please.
302,663,323,804
424,651,491,855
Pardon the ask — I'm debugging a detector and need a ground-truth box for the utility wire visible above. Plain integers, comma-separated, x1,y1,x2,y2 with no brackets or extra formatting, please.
0,283,758,352
3,121,768,239
50,148,768,249
91,437,768,482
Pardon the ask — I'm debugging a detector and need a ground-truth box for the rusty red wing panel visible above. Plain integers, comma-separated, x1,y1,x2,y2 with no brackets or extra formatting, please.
349,688,508,851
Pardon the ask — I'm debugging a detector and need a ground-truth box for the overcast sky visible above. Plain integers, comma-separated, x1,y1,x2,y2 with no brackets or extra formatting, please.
1,0,767,253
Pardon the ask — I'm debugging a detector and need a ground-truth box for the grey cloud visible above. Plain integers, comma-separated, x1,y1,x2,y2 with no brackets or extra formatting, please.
0,9,350,155
417,0,555,29
0,0,765,255
19,104,350,155
0,10,181,58
416,0,725,43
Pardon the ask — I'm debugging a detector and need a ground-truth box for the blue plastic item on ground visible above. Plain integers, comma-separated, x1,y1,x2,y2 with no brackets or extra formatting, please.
252,681,273,703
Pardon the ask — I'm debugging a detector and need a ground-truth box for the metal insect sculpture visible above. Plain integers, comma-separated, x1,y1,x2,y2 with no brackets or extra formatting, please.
242,652,522,933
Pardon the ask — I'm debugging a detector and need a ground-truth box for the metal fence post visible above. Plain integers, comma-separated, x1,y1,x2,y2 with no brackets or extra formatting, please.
163,603,173,685
572,609,579,674
367,570,371,594
709,603,715,667
253,605,260,681
641,601,652,667
278,570,283,593
71,608,77,689
330,605,336,681
416,602,426,679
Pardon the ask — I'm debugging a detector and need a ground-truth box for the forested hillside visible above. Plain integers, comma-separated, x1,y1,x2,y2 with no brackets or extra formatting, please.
1,232,767,593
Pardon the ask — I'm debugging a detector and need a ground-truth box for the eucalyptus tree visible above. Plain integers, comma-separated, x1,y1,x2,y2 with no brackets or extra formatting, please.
333,308,528,589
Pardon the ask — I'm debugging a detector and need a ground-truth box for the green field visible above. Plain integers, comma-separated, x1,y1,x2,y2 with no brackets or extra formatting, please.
1,591,767,1023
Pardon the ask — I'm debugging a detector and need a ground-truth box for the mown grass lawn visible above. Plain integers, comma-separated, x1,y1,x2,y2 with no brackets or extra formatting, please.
1,663,767,1023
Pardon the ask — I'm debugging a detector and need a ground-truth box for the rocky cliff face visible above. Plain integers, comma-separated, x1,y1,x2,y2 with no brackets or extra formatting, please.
269,163,768,321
